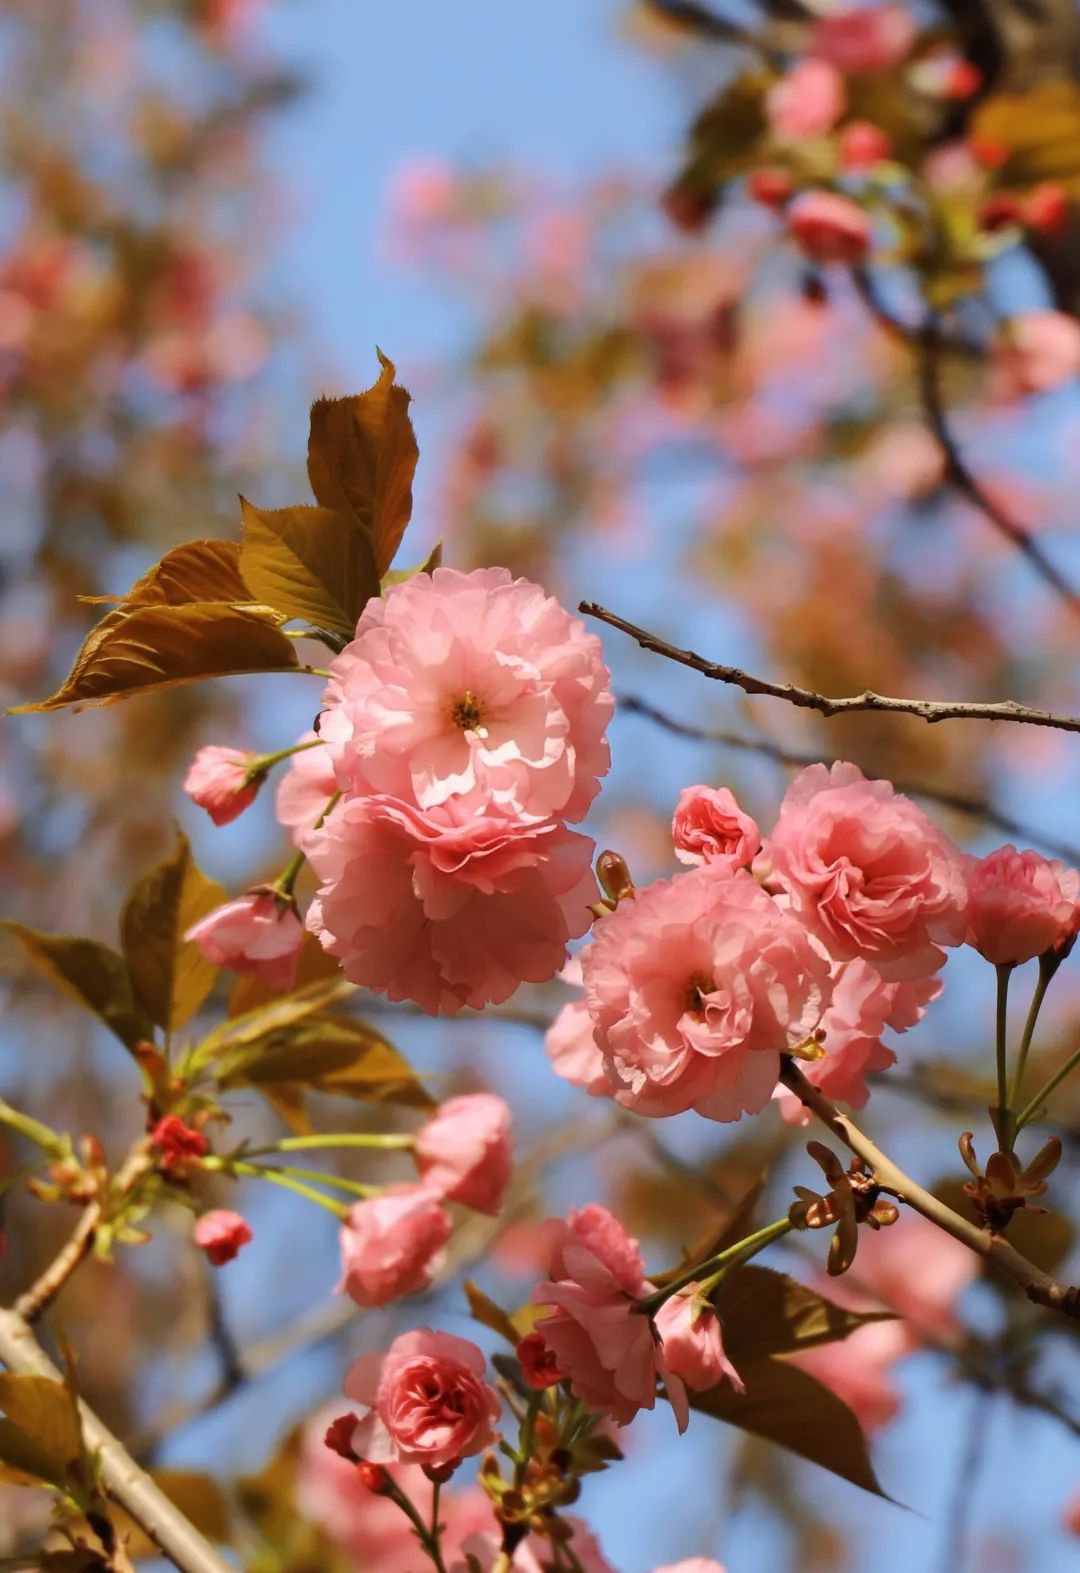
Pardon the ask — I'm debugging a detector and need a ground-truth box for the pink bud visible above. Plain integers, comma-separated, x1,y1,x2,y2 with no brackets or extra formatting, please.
185,892,304,989
193,1209,253,1266
415,1094,513,1215
788,190,871,265
183,746,261,826
838,121,892,171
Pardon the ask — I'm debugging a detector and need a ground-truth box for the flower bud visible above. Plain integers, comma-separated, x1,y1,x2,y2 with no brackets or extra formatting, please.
596,850,634,906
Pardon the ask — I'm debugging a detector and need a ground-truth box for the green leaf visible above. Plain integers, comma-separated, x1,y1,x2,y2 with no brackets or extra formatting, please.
216,1014,434,1110
464,1281,522,1347
80,540,254,608
715,1266,895,1362
0,1376,82,1471
307,352,420,577
680,1356,888,1498
238,499,379,639
3,924,155,1052
120,832,226,1032
10,601,300,713
200,975,356,1057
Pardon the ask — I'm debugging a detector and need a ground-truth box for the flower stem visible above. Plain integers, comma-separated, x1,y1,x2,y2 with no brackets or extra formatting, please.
244,737,324,784
0,1097,69,1159
993,963,1016,1150
1015,1043,1080,1134
1008,953,1058,1127
382,1476,447,1573
637,1216,794,1315
199,1156,351,1219
242,1133,414,1157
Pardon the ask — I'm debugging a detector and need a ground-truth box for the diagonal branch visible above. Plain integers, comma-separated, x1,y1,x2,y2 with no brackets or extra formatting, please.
582,602,1080,734
617,692,1080,863
779,1060,1080,1320
0,1308,232,1573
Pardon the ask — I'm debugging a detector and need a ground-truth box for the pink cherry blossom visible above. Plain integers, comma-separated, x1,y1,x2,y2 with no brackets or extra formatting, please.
766,60,845,141
343,1328,501,1469
965,844,1080,965
672,784,761,871
653,1294,744,1394
809,5,915,73
838,121,893,170
581,866,829,1122
994,311,1080,397
532,1205,688,1429
545,996,616,1097
457,1517,617,1573
338,1185,452,1307
275,732,336,845
776,958,941,1120
415,1092,513,1214
305,793,597,1014
192,1209,252,1266
183,745,259,825
185,893,304,989
788,191,872,264
763,762,969,978
318,566,612,823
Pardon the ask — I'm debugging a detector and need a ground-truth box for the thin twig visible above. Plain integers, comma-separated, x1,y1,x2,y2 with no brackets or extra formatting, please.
0,1309,232,1573
582,603,1080,734
916,312,1080,618
779,1060,1080,1319
618,692,1080,864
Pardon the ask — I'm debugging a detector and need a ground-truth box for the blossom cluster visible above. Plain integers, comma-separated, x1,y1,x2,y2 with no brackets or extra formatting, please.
549,762,1080,1123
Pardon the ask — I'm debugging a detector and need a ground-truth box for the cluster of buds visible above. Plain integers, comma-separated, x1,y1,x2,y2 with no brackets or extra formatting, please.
959,1132,1062,1233
789,1141,899,1275
25,1133,104,1207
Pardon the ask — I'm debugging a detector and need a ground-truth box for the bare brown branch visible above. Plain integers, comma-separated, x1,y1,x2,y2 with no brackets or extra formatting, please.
582,603,1080,734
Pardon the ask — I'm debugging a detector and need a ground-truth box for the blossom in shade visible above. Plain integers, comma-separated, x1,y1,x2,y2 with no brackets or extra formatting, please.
338,1185,451,1308
415,1093,513,1214
672,785,761,871
305,794,597,1014
344,1329,501,1469
275,732,336,845
653,1294,744,1394
318,567,612,824
965,844,1080,965
809,4,915,73
183,746,260,825
152,1115,208,1170
516,1331,566,1390
185,892,304,990
792,1319,909,1432
581,866,829,1122
193,1209,252,1266
766,60,845,141
532,1204,688,1429
847,1209,977,1343
788,191,872,264
763,762,968,979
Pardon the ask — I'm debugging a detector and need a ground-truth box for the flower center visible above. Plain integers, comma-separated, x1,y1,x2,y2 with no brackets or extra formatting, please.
449,690,485,733
682,973,714,1014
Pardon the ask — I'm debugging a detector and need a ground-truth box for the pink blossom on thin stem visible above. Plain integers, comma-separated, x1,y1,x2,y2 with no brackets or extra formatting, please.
672,784,760,871
653,1294,744,1395
183,745,260,825
343,1329,501,1469
415,1093,513,1214
185,892,304,989
193,1209,252,1266
338,1185,452,1308
965,844,1080,966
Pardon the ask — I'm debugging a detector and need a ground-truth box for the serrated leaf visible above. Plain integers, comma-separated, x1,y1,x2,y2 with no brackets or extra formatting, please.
307,352,419,577
464,1281,522,1346
10,602,300,713
216,1014,433,1109
80,540,253,608
3,924,155,1052
715,1266,895,1362
121,832,225,1032
678,1356,888,1498
0,1376,82,1470
238,499,379,639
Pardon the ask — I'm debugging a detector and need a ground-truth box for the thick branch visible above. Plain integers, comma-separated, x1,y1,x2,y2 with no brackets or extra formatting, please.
582,603,1080,734
0,1308,233,1573
618,692,1080,864
779,1060,1080,1319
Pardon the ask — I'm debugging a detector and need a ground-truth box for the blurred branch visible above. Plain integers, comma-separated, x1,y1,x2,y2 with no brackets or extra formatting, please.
13,1203,100,1323
618,692,1080,863
640,0,762,49
779,1060,1080,1319
582,602,1080,733
0,1309,232,1573
938,1385,992,1573
917,313,1080,619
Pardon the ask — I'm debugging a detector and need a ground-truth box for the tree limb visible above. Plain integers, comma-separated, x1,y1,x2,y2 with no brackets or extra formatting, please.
0,1308,233,1573
779,1060,1080,1319
581,602,1080,733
